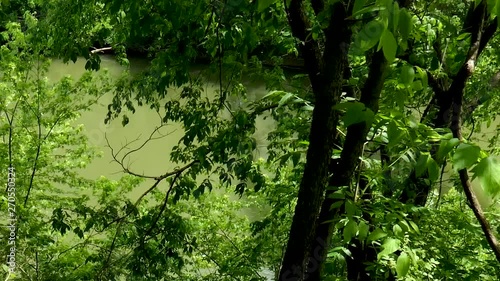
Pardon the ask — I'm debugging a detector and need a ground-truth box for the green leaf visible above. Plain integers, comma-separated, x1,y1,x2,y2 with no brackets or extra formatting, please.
301,104,314,111
415,153,429,177
396,252,411,277
352,20,385,54
358,221,369,241
399,8,412,41
279,153,292,166
393,224,403,237
351,4,386,18
85,60,92,70
345,200,357,216
381,30,397,62
257,0,275,12
335,102,375,126
408,221,420,234
73,227,84,239
392,1,400,32
367,228,387,242
472,156,500,197
329,191,345,199
415,66,428,88
353,0,367,15
437,138,460,162
487,0,497,14
411,80,423,91
399,65,415,85
262,90,286,99
343,220,358,243
122,115,129,126
398,220,410,232
427,158,440,183
377,238,400,259
452,143,481,170
278,92,294,107
456,33,471,41
330,200,344,210
387,120,405,147
291,152,301,166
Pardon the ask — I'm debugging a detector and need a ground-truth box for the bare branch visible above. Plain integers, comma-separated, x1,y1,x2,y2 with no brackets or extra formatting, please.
143,171,182,238
450,104,500,262
90,47,112,54
105,125,177,179
101,160,198,230
24,93,43,207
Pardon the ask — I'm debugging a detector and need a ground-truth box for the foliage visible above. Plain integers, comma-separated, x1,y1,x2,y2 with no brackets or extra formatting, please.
3,0,500,281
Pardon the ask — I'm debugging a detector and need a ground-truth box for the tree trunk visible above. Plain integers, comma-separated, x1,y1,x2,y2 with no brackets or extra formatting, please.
306,49,388,280
277,1,352,280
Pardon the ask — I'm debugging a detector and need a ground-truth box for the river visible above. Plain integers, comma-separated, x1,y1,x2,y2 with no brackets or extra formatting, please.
47,54,496,207
46,55,277,279
44,55,496,280
47,55,275,208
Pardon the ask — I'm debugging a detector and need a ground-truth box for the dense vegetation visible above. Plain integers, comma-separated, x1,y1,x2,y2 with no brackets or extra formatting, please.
2,0,500,280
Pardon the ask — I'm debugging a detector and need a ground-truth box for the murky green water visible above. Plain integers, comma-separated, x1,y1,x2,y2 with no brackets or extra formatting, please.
46,55,496,212
42,55,277,280
39,56,498,280
47,55,274,209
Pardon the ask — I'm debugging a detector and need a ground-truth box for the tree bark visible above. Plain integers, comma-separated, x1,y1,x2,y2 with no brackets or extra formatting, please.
401,0,500,265
278,1,352,280
309,49,388,281
447,2,500,262
399,0,497,205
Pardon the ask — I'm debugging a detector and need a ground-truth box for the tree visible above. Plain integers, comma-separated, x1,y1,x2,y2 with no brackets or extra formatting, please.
4,0,500,280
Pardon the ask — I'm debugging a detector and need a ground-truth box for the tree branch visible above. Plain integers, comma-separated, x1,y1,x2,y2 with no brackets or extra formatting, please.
105,126,181,180
436,1,495,128
285,0,323,89
449,73,500,263
446,0,500,263
458,169,500,262
90,47,113,54
310,49,389,280
143,171,182,238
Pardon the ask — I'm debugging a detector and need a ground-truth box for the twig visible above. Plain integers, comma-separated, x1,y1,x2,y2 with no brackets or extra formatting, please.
435,161,447,208
90,47,113,54
100,160,198,230
143,172,182,238
218,228,263,278
105,125,178,179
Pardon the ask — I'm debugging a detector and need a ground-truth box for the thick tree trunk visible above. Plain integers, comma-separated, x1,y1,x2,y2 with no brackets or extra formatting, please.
308,50,388,280
278,1,352,280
